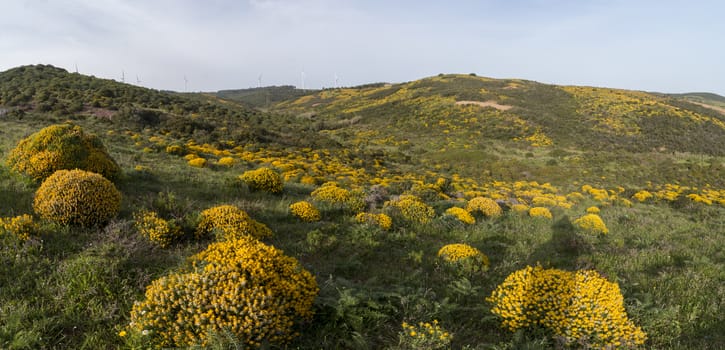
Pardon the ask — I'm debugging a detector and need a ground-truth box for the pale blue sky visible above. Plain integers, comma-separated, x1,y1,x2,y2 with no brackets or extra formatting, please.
1,0,723,94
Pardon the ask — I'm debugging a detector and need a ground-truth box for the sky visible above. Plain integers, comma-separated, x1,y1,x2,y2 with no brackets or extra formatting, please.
1,0,723,95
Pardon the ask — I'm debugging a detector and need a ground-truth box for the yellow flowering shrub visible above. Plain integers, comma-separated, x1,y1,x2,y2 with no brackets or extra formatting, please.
240,167,283,194
289,201,321,222
399,320,452,350
487,266,646,348
437,243,489,274
128,237,318,348
466,197,502,218
528,207,552,219
165,145,184,155
134,210,182,248
510,204,529,213
355,212,393,230
196,205,272,241
187,157,207,168
573,213,609,234
384,195,435,224
310,182,365,212
0,214,39,241
444,207,475,225
33,169,121,227
217,156,237,167
586,206,600,214
6,124,120,181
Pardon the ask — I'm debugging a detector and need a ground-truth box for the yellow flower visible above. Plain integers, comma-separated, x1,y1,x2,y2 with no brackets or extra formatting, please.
118,330,127,337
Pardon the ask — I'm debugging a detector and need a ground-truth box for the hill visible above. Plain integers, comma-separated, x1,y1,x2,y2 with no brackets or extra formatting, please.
272,74,725,187
0,65,723,349
215,85,317,108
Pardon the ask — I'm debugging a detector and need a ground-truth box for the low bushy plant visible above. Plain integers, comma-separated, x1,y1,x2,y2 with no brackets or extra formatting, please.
466,196,502,218
127,237,318,348
239,167,283,193
487,265,646,348
355,212,393,230
437,243,489,275
444,206,475,224
6,123,120,181
289,201,321,222
196,204,272,241
33,169,121,227
573,213,609,234
384,195,435,224
133,210,182,247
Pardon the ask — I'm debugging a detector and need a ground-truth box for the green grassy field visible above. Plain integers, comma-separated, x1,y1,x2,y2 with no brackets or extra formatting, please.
1,65,724,349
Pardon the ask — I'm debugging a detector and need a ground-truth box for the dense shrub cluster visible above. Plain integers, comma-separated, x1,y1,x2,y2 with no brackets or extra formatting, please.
528,206,553,219
437,243,489,274
128,237,318,348
196,205,272,241
133,210,182,247
444,207,476,224
573,213,609,234
6,124,120,181
0,214,39,241
466,197,502,218
384,195,435,224
310,182,365,212
289,201,321,222
187,157,207,168
355,212,393,230
33,169,121,227
239,167,283,194
487,266,647,348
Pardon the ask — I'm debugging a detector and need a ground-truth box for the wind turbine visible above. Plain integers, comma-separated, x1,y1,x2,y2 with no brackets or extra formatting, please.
184,75,188,92
334,73,339,89
136,75,142,85
258,74,263,88
74,63,78,74
121,70,125,83
301,71,306,91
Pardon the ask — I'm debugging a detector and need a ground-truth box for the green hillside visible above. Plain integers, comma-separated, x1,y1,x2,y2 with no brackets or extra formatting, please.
1,65,724,349
215,85,317,108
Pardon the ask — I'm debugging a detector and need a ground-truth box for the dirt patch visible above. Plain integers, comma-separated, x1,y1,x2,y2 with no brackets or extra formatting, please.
689,101,725,115
82,107,116,119
455,100,513,111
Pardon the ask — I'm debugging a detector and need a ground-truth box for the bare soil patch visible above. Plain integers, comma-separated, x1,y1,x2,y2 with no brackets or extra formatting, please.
455,100,513,111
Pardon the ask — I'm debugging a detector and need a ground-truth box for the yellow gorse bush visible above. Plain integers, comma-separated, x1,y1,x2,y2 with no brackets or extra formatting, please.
128,237,318,348
466,197,502,218
399,320,452,350
310,182,365,212
528,207,553,219
289,201,321,222
33,169,121,227
487,265,646,348
437,243,489,274
586,206,600,214
355,212,393,230
217,156,237,166
6,124,120,181
510,204,529,213
384,195,435,224
196,205,272,241
573,213,609,234
134,210,182,248
0,214,39,241
187,157,207,168
240,167,283,194
444,207,475,224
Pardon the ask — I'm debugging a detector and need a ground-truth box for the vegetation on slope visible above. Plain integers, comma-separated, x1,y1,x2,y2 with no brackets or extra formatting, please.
0,65,723,349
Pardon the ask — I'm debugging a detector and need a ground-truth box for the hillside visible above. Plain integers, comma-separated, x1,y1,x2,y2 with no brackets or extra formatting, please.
0,65,724,349
215,85,317,108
